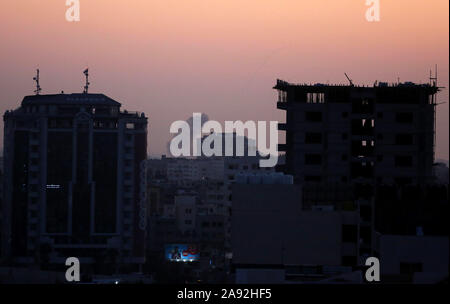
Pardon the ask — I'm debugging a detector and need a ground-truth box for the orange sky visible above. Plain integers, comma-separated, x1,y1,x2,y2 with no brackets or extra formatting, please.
0,0,448,159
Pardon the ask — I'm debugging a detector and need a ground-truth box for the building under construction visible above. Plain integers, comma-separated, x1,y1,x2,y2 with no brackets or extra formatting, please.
275,78,440,186
274,76,444,264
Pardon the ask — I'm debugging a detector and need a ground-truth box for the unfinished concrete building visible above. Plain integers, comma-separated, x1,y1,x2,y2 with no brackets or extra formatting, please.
274,78,441,261
275,79,440,186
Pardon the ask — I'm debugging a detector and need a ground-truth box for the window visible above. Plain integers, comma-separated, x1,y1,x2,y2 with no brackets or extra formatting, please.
278,90,287,102
305,154,322,165
305,111,322,122
395,177,412,185
306,92,325,103
342,256,357,267
352,98,374,114
395,134,414,145
305,133,322,144
360,226,371,243
395,155,413,167
342,112,348,118
342,133,348,140
342,225,357,242
396,112,413,123
304,175,321,182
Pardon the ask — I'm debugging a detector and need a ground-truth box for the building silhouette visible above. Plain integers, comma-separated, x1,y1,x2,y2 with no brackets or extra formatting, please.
2,93,148,273
275,79,440,185
272,79,448,282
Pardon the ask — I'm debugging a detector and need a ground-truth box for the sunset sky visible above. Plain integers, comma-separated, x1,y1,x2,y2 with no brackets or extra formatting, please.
0,0,448,159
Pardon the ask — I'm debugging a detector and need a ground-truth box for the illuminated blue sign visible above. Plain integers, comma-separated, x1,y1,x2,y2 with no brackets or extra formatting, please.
165,244,200,262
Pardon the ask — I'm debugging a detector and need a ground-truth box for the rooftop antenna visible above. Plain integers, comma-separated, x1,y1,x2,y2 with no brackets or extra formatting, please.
430,64,438,87
429,64,439,163
435,64,438,87
83,68,90,93
33,69,42,95
344,73,354,86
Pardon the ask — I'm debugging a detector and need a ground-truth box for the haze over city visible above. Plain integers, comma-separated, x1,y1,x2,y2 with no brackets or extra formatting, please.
0,0,448,160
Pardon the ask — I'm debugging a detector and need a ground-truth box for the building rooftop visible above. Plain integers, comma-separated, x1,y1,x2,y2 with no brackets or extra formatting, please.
273,79,440,93
21,93,121,107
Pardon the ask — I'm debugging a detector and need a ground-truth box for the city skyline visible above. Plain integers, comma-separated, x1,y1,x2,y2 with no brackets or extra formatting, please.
0,0,448,161
0,0,448,285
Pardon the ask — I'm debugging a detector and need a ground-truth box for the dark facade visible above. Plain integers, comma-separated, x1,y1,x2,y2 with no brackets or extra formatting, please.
274,79,443,260
2,93,148,273
275,79,439,186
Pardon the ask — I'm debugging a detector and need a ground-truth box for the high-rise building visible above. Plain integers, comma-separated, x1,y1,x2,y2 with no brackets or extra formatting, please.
2,93,148,272
274,78,442,264
275,79,439,185
0,156,3,257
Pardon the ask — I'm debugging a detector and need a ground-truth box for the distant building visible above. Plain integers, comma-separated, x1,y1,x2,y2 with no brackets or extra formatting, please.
2,93,148,273
175,195,197,235
147,141,274,254
167,158,224,187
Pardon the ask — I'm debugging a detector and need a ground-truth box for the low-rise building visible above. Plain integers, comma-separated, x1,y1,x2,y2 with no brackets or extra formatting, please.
231,177,368,283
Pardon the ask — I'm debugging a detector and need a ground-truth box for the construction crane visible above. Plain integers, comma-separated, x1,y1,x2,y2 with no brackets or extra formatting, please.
344,73,354,87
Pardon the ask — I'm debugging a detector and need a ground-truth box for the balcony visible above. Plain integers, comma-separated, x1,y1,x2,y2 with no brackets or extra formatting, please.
278,123,287,131
277,101,288,110
278,144,287,151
